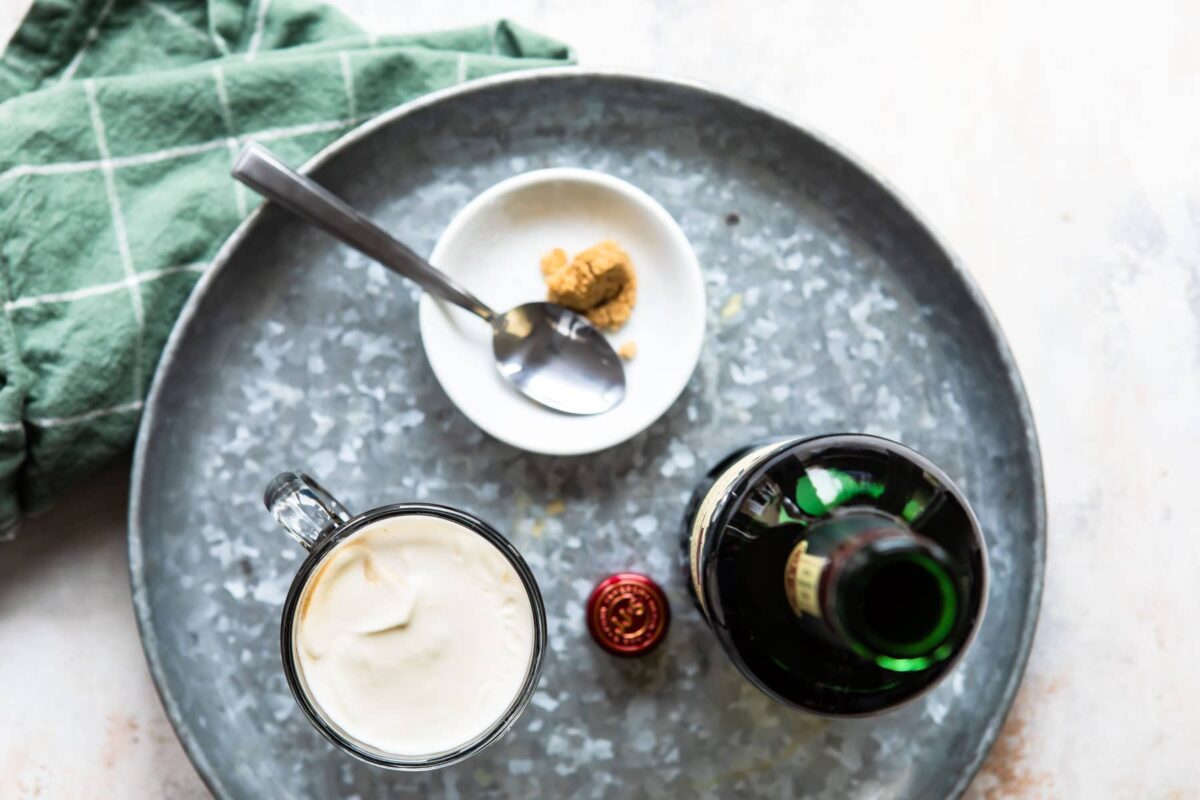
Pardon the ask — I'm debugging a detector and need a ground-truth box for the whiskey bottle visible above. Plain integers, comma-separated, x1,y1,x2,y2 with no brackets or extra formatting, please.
684,434,987,715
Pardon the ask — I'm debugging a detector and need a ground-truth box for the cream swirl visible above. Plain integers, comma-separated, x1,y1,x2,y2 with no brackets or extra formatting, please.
295,514,534,756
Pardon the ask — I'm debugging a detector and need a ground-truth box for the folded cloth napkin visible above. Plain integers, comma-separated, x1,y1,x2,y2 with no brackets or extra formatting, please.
0,0,572,538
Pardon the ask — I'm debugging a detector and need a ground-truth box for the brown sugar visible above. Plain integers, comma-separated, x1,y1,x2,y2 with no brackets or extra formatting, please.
540,240,637,331
617,342,637,360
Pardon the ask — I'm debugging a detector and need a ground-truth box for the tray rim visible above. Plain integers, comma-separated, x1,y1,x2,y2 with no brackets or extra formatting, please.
127,66,1046,800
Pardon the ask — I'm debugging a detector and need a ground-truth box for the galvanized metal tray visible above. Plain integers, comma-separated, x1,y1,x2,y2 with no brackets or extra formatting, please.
129,69,1045,799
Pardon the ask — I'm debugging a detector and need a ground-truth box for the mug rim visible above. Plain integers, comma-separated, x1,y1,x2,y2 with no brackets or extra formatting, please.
278,502,548,770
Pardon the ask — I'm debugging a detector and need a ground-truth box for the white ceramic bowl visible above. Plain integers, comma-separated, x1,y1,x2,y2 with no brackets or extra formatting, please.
419,168,706,456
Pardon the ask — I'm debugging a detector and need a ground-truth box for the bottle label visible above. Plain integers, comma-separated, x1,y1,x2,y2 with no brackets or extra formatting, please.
784,541,826,618
689,441,791,616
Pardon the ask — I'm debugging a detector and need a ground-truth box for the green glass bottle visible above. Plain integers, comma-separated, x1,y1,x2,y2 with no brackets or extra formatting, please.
683,434,987,715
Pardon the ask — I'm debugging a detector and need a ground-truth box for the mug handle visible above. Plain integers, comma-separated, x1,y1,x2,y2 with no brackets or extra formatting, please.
264,472,352,551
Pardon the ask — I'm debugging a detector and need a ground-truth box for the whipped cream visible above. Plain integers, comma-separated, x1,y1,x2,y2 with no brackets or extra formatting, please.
294,514,535,756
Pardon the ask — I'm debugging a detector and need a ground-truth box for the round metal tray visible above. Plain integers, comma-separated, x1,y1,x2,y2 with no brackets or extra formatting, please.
129,69,1045,799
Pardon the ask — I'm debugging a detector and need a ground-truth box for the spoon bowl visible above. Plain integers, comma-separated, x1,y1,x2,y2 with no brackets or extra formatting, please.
493,302,625,415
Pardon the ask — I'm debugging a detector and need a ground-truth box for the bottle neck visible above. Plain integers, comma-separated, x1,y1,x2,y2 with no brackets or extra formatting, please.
784,513,964,672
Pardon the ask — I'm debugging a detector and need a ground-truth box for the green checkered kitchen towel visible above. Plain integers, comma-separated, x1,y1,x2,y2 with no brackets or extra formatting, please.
0,0,572,538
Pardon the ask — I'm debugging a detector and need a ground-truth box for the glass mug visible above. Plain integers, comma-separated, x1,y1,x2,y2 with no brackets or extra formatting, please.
264,472,548,770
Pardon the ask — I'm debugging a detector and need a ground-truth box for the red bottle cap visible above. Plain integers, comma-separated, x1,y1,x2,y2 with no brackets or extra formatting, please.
586,572,670,657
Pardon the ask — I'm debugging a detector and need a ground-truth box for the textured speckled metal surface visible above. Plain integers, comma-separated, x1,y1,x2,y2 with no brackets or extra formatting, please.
129,70,1044,799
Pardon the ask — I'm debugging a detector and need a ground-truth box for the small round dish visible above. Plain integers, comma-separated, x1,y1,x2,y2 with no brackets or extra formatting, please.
419,168,706,456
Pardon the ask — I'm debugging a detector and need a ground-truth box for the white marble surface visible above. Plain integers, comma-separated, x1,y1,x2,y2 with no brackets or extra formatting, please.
2,1,1197,797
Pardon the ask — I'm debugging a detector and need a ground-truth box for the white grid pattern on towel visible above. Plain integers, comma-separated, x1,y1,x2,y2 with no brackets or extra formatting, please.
2,42,482,430
212,64,248,218
0,105,365,429
0,112,370,185
244,0,272,61
4,263,207,312
338,52,357,119
143,1,216,51
29,400,145,428
84,79,146,401
59,0,117,83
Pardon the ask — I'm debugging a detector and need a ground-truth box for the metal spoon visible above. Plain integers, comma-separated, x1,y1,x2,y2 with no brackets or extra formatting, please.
232,143,625,416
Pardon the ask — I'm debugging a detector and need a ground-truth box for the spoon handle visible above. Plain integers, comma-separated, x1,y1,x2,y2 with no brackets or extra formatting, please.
232,142,497,323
